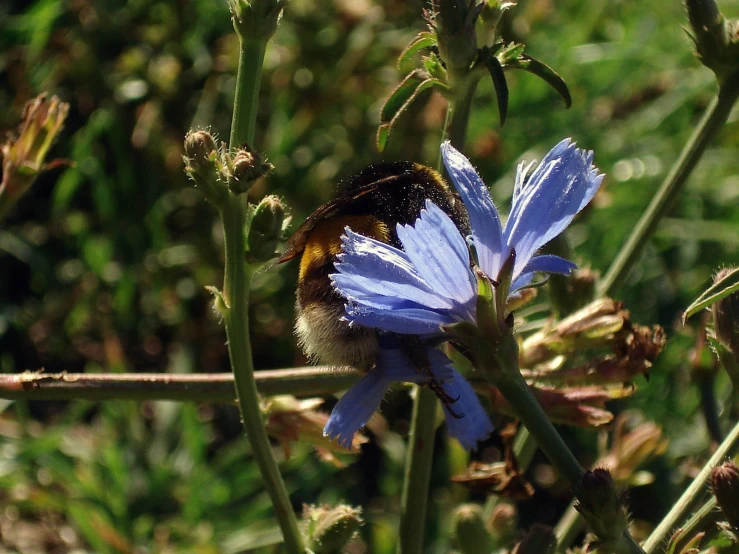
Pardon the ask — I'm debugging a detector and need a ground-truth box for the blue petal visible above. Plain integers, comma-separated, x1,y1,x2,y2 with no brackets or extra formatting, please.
344,303,455,335
324,370,390,448
510,254,576,291
504,139,603,277
323,345,458,448
441,141,505,279
437,369,494,450
396,201,476,309
333,229,457,310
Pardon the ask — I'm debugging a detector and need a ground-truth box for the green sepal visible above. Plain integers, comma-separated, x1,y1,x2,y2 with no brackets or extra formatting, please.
495,249,516,321
510,54,572,108
482,50,509,125
377,71,450,151
476,268,500,341
684,266,739,322
497,42,525,63
423,52,449,82
397,31,438,71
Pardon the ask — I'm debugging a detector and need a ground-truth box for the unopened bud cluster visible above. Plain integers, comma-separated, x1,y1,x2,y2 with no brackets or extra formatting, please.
183,129,273,203
711,461,739,530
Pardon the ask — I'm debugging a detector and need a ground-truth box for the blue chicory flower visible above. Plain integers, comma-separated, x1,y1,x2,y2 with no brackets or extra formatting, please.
324,138,603,449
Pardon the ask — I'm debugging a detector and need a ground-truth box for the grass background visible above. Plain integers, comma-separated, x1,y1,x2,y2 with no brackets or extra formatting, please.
1,0,738,551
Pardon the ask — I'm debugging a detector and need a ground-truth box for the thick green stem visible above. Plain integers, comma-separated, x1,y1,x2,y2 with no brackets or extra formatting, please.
643,419,739,554
398,387,439,554
230,39,267,148
445,77,479,150
494,371,585,486
599,73,739,297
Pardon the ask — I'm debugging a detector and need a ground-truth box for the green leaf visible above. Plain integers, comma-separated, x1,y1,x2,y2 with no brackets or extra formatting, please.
483,54,509,125
514,54,572,108
377,74,449,151
397,32,437,71
380,69,426,122
684,267,739,323
376,123,390,152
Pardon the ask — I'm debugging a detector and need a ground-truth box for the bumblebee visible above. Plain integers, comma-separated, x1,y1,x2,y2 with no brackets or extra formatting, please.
278,162,470,404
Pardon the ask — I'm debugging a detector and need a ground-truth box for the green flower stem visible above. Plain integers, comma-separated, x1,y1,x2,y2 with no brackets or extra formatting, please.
643,418,739,554
219,199,304,554
0,368,360,403
230,38,267,148
599,72,739,297
398,387,439,554
445,77,479,150
223,16,304,552
485,333,645,554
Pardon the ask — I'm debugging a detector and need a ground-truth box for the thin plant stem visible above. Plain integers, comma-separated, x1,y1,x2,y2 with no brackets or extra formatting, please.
398,387,439,554
554,501,585,551
223,21,304,552
643,419,739,554
219,200,304,553
493,371,584,486
230,39,267,148
599,73,739,297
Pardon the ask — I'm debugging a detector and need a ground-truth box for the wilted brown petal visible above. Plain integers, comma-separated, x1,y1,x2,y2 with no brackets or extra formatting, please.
481,383,636,427
263,395,367,466
452,427,534,499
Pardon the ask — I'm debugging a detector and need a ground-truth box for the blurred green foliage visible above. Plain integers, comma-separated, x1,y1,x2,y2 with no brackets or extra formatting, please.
1,0,738,552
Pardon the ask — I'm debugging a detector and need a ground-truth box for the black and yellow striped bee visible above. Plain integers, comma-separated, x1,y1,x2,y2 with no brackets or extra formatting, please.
278,162,470,409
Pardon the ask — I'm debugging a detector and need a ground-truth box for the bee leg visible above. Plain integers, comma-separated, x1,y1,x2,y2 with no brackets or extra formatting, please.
397,334,465,419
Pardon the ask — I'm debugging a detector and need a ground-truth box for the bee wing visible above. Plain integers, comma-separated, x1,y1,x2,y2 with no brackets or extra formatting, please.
276,185,382,264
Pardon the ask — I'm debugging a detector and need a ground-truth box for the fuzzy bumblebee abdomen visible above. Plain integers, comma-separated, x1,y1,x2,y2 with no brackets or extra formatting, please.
295,215,390,371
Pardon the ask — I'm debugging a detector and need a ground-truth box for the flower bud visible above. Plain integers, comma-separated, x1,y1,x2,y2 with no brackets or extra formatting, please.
477,0,516,39
712,268,739,363
302,504,363,554
229,0,284,41
512,524,556,554
429,0,481,75
183,130,225,204
685,0,739,83
453,504,494,554
489,502,518,543
575,469,629,543
246,195,286,263
184,129,218,163
228,146,273,195
711,461,739,529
